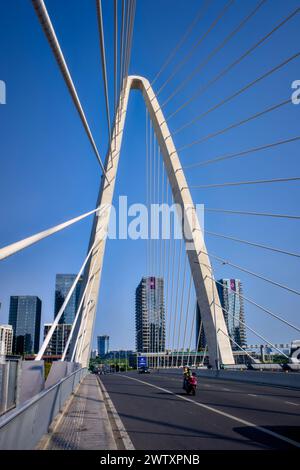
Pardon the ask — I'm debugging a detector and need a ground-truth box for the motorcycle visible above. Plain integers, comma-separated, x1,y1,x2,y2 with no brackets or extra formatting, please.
183,377,197,396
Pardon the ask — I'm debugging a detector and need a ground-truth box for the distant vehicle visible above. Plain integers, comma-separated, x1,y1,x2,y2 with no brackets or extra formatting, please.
138,366,150,374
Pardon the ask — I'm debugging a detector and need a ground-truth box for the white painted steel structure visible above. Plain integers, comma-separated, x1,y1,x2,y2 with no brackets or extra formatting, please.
65,75,234,368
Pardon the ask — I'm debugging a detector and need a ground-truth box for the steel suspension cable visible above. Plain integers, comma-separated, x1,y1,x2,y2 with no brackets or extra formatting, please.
167,202,177,352
218,329,256,362
171,238,183,366
165,190,173,353
31,0,107,177
206,230,300,258
96,0,111,141
0,206,104,261
124,0,136,80
212,274,300,334
162,172,169,366
186,301,197,367
74,269,99,363
175,253,188,367
173,51,300,135
146,108,149,276
114,0,118,115
176,98,290,151
119,0,128,101
119,0,126,98
181,271,193,365
193,318,203,367
183,136,300,170
196,251,300,296
150,0,212,88
214,299,290,359
206,208,300,219
61,255,99,361
191,176,300,189
162,0,267,108
167,6,300,120
156,0,233,97
200,260,300,334
36,239,100,360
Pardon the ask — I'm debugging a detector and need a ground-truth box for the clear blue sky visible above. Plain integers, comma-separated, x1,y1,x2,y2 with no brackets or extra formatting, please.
0,0,299,351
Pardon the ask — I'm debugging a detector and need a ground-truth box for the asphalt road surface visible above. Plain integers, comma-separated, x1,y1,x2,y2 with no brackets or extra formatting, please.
100,370,300,450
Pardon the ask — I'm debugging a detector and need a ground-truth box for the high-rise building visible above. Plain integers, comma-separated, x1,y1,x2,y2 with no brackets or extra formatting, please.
0,324,13,355
195,279,247,351
97,335,109,357
43,323,72,356
135,277,165,353
54,274,83,324
9,296,41,355
216,279,247,350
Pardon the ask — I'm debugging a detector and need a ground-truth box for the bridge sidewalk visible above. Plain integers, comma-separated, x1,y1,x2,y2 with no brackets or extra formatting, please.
38,373,117,450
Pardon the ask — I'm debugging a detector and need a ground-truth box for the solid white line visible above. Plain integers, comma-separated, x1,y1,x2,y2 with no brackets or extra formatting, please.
285,401,299,406
120,374,300,449
98,377,135,450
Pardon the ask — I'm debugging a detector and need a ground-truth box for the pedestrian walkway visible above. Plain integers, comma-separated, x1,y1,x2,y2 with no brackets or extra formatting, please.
41,374,117,450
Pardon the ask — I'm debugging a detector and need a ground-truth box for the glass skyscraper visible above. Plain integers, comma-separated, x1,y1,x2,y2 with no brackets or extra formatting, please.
97,335,109,357
135,277,165,353
9,296,42,354
216,279,247,350
43,323,72,356
195,279,246,351
54,274,83,324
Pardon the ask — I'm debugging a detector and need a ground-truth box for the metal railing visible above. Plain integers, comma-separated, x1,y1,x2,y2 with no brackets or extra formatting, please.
0,366,88,450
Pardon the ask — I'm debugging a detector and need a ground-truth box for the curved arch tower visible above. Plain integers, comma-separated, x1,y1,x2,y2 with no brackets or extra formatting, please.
69,75,234,369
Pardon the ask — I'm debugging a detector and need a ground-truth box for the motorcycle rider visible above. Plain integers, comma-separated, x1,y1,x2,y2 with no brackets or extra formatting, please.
186,372,198,395
183,366,191,390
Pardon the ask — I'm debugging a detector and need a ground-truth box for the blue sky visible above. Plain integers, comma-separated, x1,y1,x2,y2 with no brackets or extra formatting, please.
0,0,299,351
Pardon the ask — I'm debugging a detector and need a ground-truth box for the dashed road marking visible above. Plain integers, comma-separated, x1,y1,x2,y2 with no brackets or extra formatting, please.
120,374,300,449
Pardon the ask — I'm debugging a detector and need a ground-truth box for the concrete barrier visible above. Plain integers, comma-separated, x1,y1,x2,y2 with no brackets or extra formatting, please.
18,361,44,404
0,367,88,450
157,368,300,389
198,369,300,388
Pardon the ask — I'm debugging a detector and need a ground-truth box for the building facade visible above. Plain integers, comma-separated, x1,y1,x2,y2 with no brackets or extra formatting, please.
135,277,165,353
43,323,72,356
195,279,247,352
97,335,109,357
9,296,41,355
54,274,83,324
216,279,247,350
0,324,13,355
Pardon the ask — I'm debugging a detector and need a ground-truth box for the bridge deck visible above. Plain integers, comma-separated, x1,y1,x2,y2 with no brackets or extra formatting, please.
42,374,117,450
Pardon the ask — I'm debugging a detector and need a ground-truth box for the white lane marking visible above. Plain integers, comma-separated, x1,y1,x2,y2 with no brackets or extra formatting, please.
248,394,258,397
98,377,135,450
120,374,300,449
221,388,231,392
285,401,299,406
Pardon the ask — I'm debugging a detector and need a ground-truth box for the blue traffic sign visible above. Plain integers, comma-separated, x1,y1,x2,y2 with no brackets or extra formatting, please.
138,356,147,367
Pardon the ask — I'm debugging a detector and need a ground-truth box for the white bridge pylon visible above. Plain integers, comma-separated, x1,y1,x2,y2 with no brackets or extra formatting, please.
68,75,234,368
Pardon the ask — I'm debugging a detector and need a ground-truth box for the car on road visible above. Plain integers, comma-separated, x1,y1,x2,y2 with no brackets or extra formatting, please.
138,366,150,374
